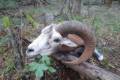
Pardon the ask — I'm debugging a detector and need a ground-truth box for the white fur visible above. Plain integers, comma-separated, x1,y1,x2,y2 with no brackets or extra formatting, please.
94,48,104,61
27,33,50,57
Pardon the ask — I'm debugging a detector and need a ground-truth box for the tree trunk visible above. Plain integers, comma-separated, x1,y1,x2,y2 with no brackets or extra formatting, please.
72,0,81,16
59,0,81,18
104,0,112,7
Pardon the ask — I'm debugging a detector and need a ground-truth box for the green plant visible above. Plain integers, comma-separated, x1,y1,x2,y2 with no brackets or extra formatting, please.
71,15,84,21
3,56,15,74
92,16,102,31
27,55,56,78
0,16,11,53
0,35,9,47
2,16,11,29
1,16,11,48
1,16,15,74
25,13,39,28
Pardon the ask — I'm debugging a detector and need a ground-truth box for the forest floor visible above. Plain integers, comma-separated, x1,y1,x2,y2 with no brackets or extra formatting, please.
0,2,120,80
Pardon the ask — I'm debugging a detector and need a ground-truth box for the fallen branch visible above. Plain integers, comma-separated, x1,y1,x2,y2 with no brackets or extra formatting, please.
52,53,120,80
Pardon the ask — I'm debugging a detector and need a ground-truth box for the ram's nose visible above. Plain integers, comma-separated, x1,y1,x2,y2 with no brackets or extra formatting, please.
26,48,34,53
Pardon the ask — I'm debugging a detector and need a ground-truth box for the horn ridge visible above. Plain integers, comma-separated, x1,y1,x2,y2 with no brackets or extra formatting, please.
56,21,96,64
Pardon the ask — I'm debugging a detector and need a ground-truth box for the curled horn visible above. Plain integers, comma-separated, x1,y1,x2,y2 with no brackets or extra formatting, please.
55,21,96,64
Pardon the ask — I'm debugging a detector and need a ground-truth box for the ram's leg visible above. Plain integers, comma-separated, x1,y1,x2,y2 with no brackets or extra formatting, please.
93,48,104,61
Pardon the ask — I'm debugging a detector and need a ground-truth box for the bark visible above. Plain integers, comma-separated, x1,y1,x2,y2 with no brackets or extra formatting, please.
52,53,120,80
72,0,81,16
104,0,112,7
59,0,81,18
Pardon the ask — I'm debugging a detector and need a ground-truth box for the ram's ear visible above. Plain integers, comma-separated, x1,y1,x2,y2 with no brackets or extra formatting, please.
60,38,78,47
41,24,56,33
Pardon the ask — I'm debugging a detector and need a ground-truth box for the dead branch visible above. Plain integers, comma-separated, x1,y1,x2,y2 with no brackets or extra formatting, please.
52,53,120,80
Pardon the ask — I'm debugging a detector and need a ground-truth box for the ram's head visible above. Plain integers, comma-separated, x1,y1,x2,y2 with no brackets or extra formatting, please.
26,21,96,64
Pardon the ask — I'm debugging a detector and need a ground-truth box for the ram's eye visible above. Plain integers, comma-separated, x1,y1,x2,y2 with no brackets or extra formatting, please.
53,38,61,42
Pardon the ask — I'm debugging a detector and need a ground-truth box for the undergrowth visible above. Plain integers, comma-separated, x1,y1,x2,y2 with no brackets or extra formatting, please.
25,56,56,78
